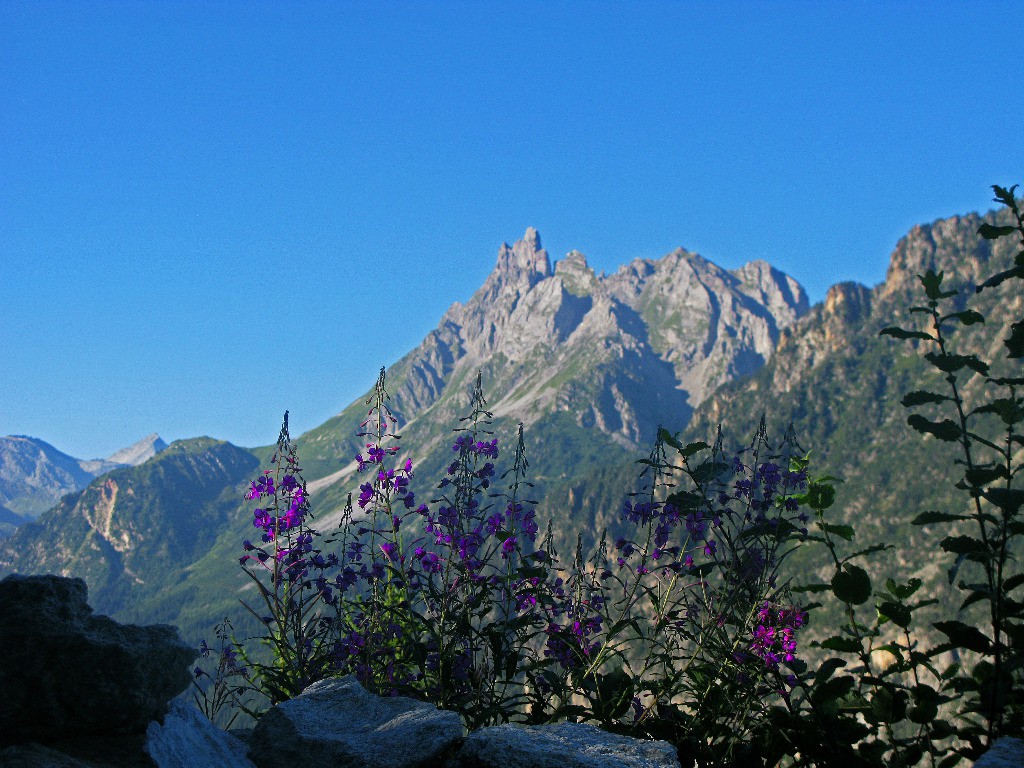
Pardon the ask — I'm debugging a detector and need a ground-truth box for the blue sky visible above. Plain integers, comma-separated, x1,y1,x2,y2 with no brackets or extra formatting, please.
1,1,1021,459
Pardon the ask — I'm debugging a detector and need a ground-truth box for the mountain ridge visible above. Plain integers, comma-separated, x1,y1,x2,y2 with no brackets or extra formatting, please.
0,433,169,524
4,210,1004,650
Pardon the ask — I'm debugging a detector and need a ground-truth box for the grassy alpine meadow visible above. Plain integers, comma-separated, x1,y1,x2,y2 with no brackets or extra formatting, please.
193,186,1024,768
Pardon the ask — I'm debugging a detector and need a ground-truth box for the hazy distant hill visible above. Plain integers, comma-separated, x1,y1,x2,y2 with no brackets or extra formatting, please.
0,438,257,615
0,433,167,524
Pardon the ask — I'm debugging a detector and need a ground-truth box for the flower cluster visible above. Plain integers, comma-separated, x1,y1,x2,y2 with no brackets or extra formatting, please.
748,601,806,670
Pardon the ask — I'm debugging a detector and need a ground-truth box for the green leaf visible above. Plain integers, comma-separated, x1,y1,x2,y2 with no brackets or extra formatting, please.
971,399,1024,426
878,601,912,629
901,390,949,407
978,223,1016,240
879,326,934,341
657,427,685,453
807,482,835,511
819,636,863,653
666,490,705,511
908,695,939,725
594,667,634,720
848,543,893,559
868,686,908,724
912,510,969,525
886,577,922,599
982,488,1024,516
814,657,848,685
991,184,1019,208
518,566,549,579
907,414,962,441
941,309,986,326
933,620,992,653
688,460,730,485
924,351,989,375
918,270,958,300
678,440,710,459
1004,574,1024,593
959,588,991,612
963,465,1009,487
822,523,855,541
941,535,990,557
832,564,872,605
1003,621,1024,645
976,264,1024,293
811,674,855,707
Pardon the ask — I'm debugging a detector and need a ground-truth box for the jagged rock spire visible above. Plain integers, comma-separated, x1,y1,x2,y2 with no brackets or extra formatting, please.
494,228,551,286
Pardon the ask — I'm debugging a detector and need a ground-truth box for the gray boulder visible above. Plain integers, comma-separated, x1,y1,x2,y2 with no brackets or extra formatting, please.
248,676,465,768
0,574,197,745
974,737,1024,767
450,721,680,768
0,735,154,768
0,743,94,768
145,699,255,768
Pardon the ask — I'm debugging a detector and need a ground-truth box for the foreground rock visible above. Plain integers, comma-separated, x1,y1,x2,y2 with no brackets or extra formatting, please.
146,699,255,768
248,676,465,768
0,574,197,745
974,737,1024,767
0,743,94,768
0,735,153,768
450,721,680,768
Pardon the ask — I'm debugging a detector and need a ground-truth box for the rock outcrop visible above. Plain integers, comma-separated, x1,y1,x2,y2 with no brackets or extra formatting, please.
0,574,197,745
451,721,681,768
248,676,465,768
145,699,255,768
106,434,169,468
348,229,809,461
973,737,1024,768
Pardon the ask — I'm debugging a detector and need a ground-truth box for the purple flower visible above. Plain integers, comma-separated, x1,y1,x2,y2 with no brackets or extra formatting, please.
501,537,517,559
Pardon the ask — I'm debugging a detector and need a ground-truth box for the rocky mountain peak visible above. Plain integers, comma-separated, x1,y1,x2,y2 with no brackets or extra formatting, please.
878,212,992,304
494,228,552,286
554,250,598,296
824,282,872,325
106,434,168,467
377,231,810,452
731,259,811,325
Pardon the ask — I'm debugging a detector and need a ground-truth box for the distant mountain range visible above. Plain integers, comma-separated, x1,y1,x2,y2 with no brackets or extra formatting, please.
0,434,167,534
0,209,1017,651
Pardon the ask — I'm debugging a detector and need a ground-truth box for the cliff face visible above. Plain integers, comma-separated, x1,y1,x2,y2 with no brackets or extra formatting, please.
682,206,1022,648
